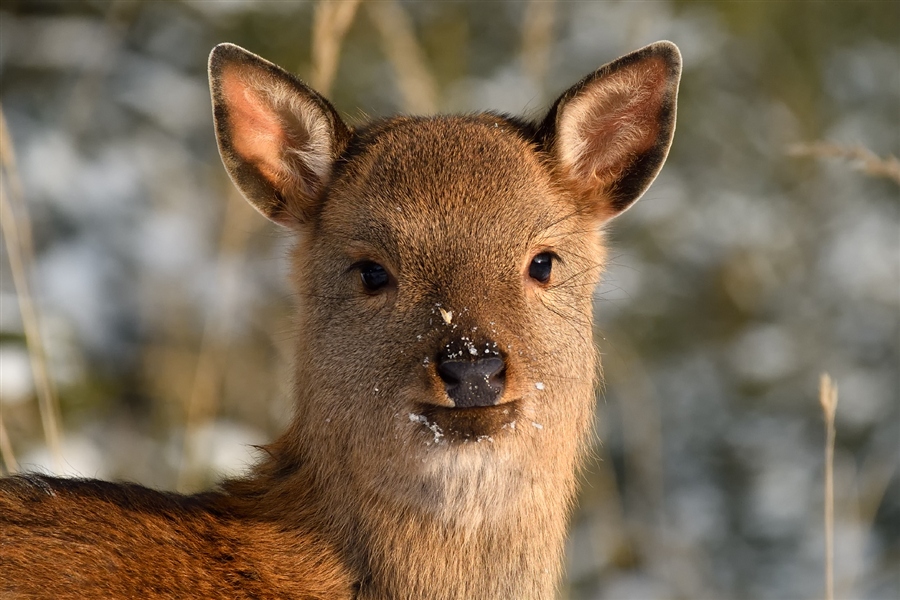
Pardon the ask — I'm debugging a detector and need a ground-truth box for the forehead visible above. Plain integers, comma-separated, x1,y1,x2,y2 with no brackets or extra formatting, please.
320,116,571,250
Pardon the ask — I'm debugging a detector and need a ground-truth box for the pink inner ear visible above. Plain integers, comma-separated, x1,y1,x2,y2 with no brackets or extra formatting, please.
560,56,668,190
221,67,287,186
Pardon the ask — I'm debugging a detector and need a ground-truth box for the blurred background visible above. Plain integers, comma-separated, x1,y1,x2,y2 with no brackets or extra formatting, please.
0,1,897,598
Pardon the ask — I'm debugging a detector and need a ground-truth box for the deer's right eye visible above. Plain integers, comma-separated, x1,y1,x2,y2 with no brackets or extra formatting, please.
358,261,390,293
528,252,555,284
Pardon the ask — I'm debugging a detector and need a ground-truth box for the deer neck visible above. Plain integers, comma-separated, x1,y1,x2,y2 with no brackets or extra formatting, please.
348,484,572,600
268,419,581,599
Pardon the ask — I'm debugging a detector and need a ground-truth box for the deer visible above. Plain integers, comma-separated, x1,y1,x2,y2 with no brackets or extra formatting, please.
0,40,681,599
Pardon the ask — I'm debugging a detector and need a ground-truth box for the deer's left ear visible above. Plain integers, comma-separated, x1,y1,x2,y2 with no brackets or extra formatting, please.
540,41,681,221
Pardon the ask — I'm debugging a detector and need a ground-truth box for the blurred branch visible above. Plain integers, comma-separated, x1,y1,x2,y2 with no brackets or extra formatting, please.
837,452,897,598
819,373,838,600
790,142,900,185
855,458,896,553
521,0,557,98
582,442,639,582
602,336,677,588
310,0,362,96
366,0,438,114
0,105,64,472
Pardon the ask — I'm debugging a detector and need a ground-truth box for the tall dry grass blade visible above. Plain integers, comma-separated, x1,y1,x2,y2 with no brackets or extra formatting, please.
790,142,900,185
0,104,64,472
176,187,260,492
366,0,438,114
521,0,558,98
310,0,362,96
0,412,20,474
819,373,838,600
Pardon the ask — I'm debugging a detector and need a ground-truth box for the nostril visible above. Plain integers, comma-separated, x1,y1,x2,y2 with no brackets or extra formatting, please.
436,353,506,408
436,360,460,386
437,357,504,385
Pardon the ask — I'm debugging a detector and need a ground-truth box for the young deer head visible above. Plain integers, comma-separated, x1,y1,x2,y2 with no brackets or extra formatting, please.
1,42,680,600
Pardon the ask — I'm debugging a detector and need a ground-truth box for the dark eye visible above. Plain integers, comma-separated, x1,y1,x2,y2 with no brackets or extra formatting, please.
358,261,390,292
528,252,554,284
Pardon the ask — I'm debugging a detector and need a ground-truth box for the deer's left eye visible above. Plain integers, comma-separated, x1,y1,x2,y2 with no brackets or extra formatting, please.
528,252,555,284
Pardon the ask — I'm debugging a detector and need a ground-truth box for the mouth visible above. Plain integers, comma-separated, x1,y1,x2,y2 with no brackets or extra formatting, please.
412,400,521,442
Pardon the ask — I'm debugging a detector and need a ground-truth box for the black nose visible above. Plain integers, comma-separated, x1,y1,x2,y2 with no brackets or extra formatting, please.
436,342,506,408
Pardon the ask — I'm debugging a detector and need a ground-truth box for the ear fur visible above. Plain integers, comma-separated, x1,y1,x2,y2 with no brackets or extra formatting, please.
208,43,351,227
540,41,681,221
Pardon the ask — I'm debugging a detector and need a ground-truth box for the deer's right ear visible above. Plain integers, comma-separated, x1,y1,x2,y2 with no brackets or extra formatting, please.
540,41,681,222
209,43,350,228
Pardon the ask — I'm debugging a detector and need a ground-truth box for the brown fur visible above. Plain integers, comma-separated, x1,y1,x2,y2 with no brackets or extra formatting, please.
0,41,681,599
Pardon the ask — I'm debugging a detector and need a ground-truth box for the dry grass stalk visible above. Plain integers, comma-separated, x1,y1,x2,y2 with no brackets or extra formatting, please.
310,0,362,96
366,0,438,114
819,373,838,600
0,105,64,472
0,415,19,474
790,142,900,185
521,0,558,95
